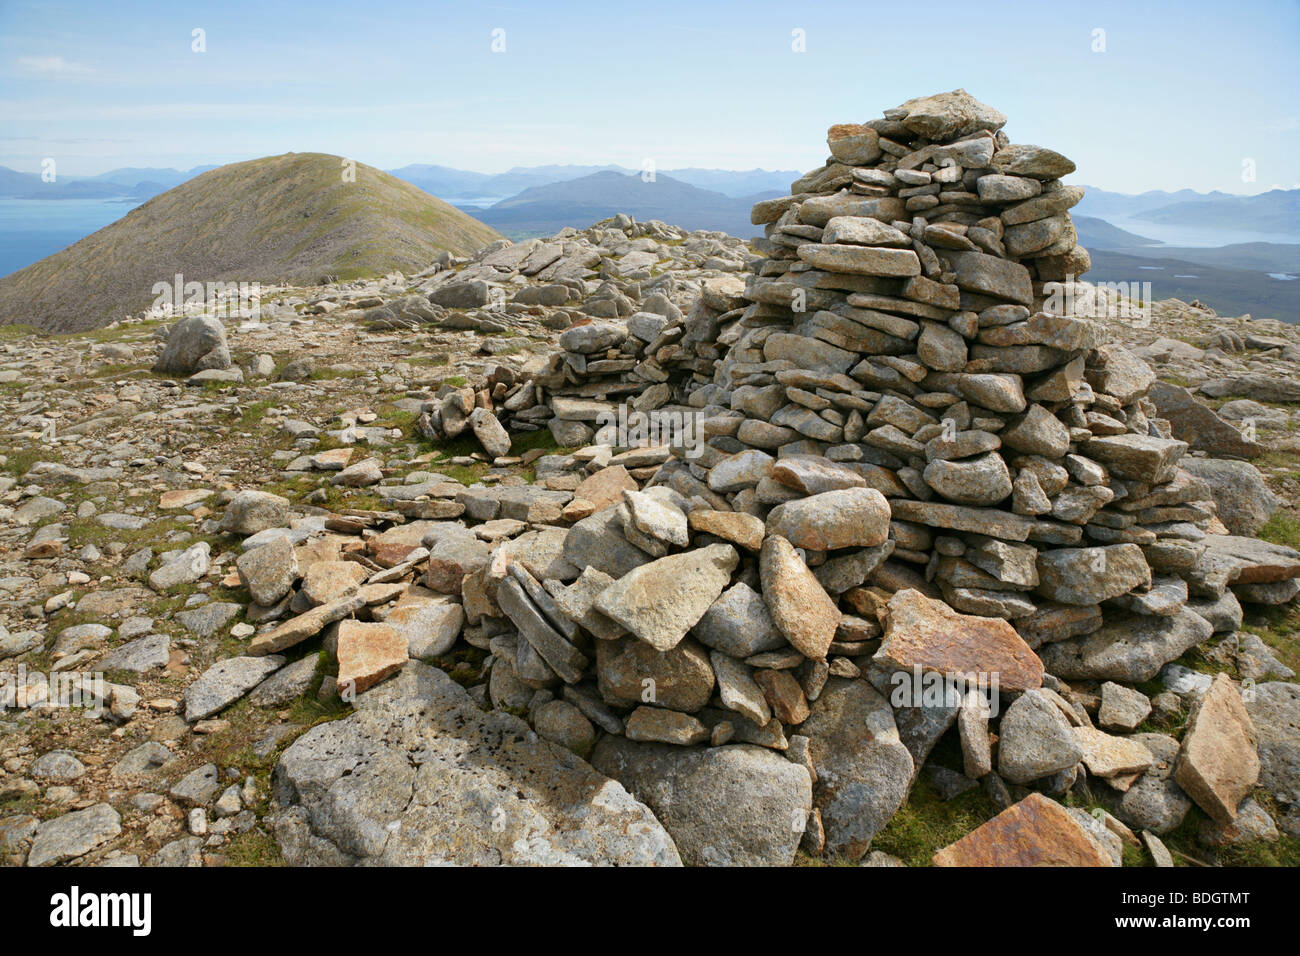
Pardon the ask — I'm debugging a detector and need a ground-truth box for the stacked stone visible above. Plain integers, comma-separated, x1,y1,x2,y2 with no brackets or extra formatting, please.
228,92,1298,865
530,274,750,446
395,216,755,449
465,92,1300,861
414,365,538,454
626,89,1246,653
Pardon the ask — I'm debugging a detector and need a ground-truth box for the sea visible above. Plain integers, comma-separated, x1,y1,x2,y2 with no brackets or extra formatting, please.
1103,216,1300,248
0,198,143,277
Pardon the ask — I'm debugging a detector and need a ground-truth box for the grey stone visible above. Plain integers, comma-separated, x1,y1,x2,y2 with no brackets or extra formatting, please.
148,542,211,591
799,678,913,860
184,655,285,720
1039,609,1213,682
1244,682,1300,802
591,738,811,866
32,751,85,783
595,544,738,652
153,316,231,374
997,689,1083,785
99,634,170,674
111,742,173,778
249,655,320,707
28,804,121,867
692,582,787,658
169,763,220,807
236,535,299,606
271,662,680,865
218,490,291,536
175,602,242,638
1099,733,1193,835
1180,458,1279,536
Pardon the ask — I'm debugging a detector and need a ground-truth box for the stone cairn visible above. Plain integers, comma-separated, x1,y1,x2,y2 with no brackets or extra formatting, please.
207,91,1297,866
456,89,1299,861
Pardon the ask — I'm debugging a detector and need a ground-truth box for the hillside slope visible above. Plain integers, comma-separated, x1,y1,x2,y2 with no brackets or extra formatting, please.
0,152,501,332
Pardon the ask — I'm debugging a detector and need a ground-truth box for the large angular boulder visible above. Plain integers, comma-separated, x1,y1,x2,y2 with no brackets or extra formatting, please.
765,487,890,551
153,315,231,374
591,738,811,866
996,689,1082,784
1244,682,1300,802
1174,673,1260,824
1034,544,1151,605
760,536,841,660
798,678,913,859
932,793,1111,866
1179,458,1278,536
1038,609,1212,682
594,544,738,652
874,589,1042,692
271,662,680,865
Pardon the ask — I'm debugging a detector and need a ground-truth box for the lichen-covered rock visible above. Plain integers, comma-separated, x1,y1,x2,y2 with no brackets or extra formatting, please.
591,737,811,866
271,662,680,865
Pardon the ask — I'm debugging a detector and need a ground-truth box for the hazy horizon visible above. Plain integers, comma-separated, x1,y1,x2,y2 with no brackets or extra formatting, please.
1,155,1296,200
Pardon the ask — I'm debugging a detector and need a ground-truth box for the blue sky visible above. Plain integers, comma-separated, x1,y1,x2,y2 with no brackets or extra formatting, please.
1,0,1297,193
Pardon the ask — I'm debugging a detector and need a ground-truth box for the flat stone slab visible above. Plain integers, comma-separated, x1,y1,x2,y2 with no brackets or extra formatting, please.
875,589,1043,693
98,634,170,674
27,803,121,867
184,655,285,721
1201,535,1300,585
1175,673,1260,824
270,662,680,865
932,793,1113,866
595,544,738,652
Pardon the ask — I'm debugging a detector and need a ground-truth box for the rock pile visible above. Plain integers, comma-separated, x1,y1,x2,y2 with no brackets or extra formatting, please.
529,272,750,447
250,91,1300,866
387,221,756,451
454,90,1298,862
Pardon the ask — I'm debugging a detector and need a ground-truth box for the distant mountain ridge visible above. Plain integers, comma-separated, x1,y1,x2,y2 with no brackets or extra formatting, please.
0,164,216,200
0,153,500,332
386,163,799,201
1076,186,1300,236
467,171,774,238
1132,189,1300,234
0,161,800,205
1074,186,1234,218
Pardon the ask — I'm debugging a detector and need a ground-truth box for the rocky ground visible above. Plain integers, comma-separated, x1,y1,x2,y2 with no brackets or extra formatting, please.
2,112,1299,866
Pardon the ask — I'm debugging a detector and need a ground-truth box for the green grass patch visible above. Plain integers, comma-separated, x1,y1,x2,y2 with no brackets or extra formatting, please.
308,366,369,381
0,322,38,342
237,400,275,429
222,828,285,866
1241,600,1300,677
863,773,1000,866
1258,511,1300,551
1,446,50,478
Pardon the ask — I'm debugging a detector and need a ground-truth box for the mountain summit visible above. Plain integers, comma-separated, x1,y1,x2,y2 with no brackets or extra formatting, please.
0,152,500,332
